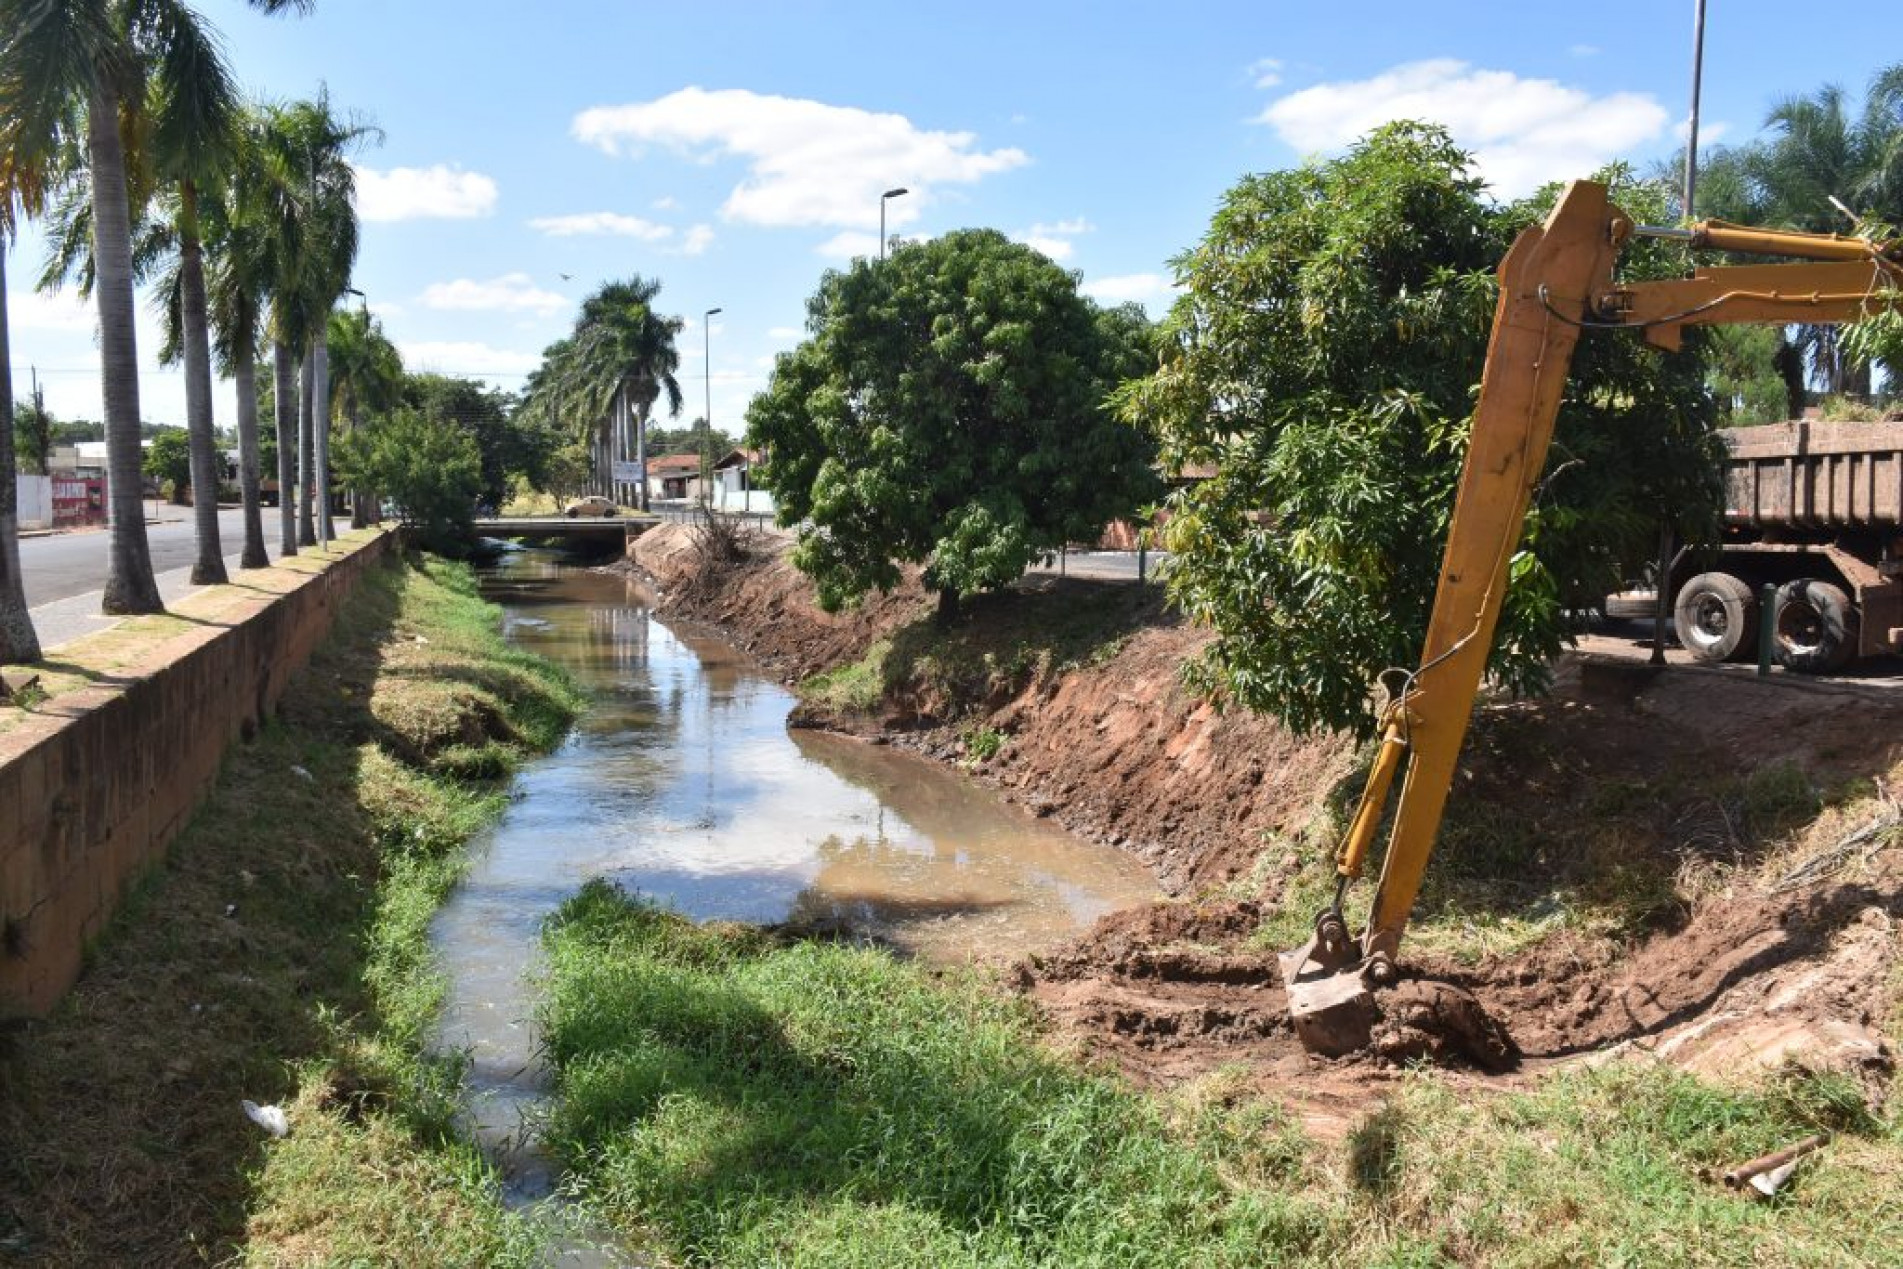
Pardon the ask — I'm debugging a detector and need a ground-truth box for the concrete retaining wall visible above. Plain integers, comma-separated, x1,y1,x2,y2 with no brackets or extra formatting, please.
15,475,52,530
0,531,393,1015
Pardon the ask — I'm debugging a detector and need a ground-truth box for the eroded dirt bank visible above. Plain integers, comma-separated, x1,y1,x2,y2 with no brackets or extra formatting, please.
626,525,1903,1105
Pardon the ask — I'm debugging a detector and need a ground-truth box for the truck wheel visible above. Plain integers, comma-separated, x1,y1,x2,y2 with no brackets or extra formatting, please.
1773,579,1859,673
1674,572,1758,662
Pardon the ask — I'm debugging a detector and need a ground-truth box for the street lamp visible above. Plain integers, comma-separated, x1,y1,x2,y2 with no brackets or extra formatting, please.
703,307,722,511
880,187,909,261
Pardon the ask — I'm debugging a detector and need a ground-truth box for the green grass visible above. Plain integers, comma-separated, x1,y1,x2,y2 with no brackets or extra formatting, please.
0,552,581,1266
797,579,1158,726
540,882,1903,1267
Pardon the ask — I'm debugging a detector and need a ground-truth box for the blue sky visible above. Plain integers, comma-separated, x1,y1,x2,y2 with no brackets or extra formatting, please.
7,0,1898,439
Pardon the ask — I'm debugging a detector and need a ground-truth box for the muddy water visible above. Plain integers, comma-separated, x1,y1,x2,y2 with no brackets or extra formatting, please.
429,552,1157,1255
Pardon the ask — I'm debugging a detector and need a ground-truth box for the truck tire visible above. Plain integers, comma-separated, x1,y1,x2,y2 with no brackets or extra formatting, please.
1773,579,1858,673
1604,589,1659,620
1674,572,1758,663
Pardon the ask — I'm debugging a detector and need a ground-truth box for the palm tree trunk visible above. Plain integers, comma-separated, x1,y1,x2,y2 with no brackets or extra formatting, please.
312,325,333,545
0,250,44,664
347,393,369,528
633,390,651,513
91,79,163,614
178,181,228,585
274,339,299,557
297,350,316,546
234,339,269,568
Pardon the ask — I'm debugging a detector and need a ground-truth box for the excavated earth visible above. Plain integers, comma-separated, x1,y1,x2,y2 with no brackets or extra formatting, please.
624,525,1903,1121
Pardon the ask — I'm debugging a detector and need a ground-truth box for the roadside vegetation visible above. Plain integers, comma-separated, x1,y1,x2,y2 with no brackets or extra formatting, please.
798,576,1156,729
0,552,580,1265
541,881,1901,1267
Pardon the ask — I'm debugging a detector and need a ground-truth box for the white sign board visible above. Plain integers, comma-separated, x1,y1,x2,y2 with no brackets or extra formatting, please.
610,460,643,483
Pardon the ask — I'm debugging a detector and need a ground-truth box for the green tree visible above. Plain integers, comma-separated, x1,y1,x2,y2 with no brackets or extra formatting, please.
1696,63,1903,404
1117,125,1720,737
143,427,192,501
203,106,284,568
13,397,53,474
399,373,534,511
1,147,45,661
525,277,684,510
749,229,1160,623
0,0,311,613
327,305,402,523
333,406,480,554
261,93,374,549
1707,327,1796,426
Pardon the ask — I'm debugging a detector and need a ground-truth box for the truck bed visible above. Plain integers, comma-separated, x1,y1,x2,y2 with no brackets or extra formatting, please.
1724,420,1903,530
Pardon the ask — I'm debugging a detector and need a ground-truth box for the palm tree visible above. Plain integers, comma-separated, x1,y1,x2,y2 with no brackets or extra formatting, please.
1743,66,1903,397
326,304,401,525
203,107,284,568
260,94,373,548
564,277,685,512
0,0,312,613
1,164,45,663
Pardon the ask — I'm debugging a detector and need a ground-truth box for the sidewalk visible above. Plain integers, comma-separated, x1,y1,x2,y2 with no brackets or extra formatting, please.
30,539,313,650
20,502,188,540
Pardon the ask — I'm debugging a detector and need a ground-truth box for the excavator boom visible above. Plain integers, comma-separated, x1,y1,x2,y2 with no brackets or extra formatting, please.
1282,181,1903,1057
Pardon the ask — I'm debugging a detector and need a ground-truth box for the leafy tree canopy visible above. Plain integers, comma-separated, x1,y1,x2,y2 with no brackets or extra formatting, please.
142,427,192,498
749,228,1160,618
13,399,52,474
399,372,538,510
334,405,481,554
1117,123,1722,737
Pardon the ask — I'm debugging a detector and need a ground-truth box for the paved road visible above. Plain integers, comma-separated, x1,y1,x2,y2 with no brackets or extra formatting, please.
19,506,304,649
20,506,284,607
1024,549,1168,583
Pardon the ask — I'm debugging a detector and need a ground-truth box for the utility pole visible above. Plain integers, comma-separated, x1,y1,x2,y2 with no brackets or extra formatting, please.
1683,0,1708,220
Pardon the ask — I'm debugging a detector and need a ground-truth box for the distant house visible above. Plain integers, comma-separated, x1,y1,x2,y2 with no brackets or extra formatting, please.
711,448,775,516
646,452,704,502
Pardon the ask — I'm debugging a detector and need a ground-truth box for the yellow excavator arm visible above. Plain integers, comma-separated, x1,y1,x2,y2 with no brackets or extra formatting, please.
1281,180,1903,1056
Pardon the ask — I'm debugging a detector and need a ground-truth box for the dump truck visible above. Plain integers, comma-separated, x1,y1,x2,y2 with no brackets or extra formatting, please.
1667,419,1903,671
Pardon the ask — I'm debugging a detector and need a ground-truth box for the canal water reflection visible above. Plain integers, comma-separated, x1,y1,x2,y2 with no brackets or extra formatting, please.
429,552,1157,1235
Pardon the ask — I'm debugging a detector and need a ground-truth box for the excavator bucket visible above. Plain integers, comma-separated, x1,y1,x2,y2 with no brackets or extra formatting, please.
1277,919,1376,1057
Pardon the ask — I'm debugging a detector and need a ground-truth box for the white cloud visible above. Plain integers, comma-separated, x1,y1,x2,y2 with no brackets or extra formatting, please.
1018,235,1075,261
767,325,802,340
420,273,568,316
652,195,679,210
354,164,498,221
397,340,541,378
1254,59,1669,197
1029,217,1093,237
1674,117,1730,146
815,230,883,259
1570,44,1601,58
572,87,1029,230
1082,272,1177,308
530,211,673,240
1014,217,1093,260
679,224,715,256
1248,57,1284,89
7,288,94,332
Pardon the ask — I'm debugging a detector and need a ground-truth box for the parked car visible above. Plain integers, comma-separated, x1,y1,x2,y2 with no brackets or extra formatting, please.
564,496,618,518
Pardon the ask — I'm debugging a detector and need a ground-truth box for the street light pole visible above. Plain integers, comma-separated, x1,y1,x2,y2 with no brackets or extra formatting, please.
880,187,909,261
703,307,722,512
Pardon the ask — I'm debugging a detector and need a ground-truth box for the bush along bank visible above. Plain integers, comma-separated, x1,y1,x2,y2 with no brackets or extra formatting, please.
0,553,582,1267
